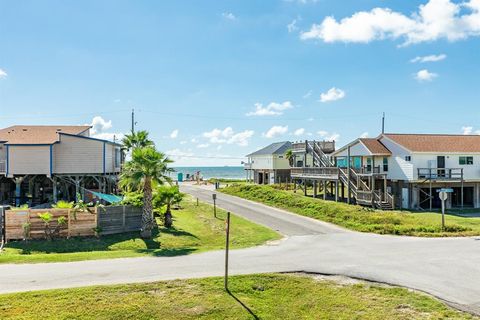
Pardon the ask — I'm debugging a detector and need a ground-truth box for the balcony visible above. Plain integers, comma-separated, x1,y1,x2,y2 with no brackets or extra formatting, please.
417,168,464,181
352,166,385,176
0,160,5,174
292,141,335,154
291,167,339,180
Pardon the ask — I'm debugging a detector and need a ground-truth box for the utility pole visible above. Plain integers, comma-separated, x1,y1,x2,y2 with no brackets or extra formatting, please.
382,112,385,134
131,108,136,133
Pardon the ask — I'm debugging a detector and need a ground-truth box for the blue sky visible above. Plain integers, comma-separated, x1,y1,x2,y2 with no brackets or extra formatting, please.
1,0,479,166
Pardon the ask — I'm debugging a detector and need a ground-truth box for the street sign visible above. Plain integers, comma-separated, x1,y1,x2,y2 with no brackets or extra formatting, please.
437,188,454,193
439,191,448,201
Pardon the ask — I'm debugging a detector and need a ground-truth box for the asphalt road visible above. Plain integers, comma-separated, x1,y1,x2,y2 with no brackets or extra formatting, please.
0,183,479,316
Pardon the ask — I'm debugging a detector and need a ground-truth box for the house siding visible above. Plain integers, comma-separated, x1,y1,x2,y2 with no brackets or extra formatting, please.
379,136,414,181
53,135,104,174
8,145,51,175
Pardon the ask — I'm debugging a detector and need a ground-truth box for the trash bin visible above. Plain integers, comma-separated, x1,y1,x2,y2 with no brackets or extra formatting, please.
177,172,184,182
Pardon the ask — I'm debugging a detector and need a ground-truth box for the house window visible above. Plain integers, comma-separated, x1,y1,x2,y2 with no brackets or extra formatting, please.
115,148,121,167
405,156,411,162
383,157,388,172
459,156,474,165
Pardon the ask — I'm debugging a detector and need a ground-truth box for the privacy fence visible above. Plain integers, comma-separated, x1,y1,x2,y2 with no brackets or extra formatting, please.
3,206,143,241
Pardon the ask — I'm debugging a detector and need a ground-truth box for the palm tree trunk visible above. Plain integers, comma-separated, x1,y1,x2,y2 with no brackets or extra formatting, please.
164,203,173,228
141,177,155,238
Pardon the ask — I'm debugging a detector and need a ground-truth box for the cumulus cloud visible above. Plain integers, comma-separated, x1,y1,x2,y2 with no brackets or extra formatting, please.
166,148,194,160
415,69,438,81
203,127,254,146
300,0,480,45
169,129,179,139
317,130,340,141
0,69,7,78
88,116,124,142
410,54,447,63
320,87,346,102
264,125,289,138
246,101,294,116
90,116,112,134
360,132,369,138
197,143,209,149
294,128,305,136
222,12,236,20
462,126,480,135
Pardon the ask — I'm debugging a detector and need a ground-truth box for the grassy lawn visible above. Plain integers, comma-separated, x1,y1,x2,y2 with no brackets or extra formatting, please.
0,274,475,320
0,196,280,264
221,184,480,237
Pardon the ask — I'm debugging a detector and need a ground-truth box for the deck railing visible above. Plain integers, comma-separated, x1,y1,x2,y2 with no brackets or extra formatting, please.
291,167,339,179
417,168,463,180
351,166,382,175
292,140,335,154
0,160,5,173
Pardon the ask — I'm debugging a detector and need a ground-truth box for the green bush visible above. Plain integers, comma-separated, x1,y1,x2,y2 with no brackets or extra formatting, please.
120,191,144,207
52,200,74,209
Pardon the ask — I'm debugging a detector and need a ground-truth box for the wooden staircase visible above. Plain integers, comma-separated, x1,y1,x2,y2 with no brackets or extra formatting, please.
305,141,395,210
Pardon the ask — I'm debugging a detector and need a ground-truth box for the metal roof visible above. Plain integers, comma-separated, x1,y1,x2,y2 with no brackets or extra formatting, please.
246,141,292,157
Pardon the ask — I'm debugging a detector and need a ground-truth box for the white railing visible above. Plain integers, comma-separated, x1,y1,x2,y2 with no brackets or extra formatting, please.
0,160,5,173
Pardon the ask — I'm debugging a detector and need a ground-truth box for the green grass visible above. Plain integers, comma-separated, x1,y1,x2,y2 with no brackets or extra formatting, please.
221,184,480,237
0,274,475,319
0,197,280,264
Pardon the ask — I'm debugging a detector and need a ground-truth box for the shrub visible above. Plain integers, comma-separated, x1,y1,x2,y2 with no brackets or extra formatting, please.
52,200,74,209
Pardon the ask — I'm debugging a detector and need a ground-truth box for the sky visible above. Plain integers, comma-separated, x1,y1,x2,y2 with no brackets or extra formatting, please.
1,0,480,166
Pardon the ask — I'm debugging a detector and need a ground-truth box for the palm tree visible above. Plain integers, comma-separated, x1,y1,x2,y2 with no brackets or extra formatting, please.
285,149,294,167
120,147,174,238
154,186,184,228
122,130,155,152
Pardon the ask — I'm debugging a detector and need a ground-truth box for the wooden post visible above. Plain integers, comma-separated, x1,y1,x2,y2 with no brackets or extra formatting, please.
347,146,351,204
323,181,327,200
335,181,339,202
224,212,231,291
67,209,71,239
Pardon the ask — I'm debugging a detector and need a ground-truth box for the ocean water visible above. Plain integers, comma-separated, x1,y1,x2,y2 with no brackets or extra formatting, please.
172,166,245,180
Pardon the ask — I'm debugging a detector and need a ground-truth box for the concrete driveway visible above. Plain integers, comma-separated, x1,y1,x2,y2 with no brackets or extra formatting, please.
0,183,479,316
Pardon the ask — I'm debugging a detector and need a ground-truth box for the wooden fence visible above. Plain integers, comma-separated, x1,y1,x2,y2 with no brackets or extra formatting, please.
4,206,142,241
98,206,143,235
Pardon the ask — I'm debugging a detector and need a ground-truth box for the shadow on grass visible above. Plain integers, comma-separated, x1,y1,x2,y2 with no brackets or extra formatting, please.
5,226,198,258
227,289,259,320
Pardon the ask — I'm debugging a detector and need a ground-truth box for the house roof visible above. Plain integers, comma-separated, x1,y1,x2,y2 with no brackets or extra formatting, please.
332,138,391,156
383,133,480,153
359,138,391,155
0,125,91,145
246,141,292,157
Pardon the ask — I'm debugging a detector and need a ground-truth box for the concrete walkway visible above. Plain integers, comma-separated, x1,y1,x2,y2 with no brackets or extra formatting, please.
0,184,479,315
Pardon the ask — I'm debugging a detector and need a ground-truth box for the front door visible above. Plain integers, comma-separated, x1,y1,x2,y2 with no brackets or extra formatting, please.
437,156,445,177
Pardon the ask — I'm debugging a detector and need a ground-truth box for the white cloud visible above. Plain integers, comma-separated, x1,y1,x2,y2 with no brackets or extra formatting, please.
462,126,480,135
317,130,340,141
294,128,305,136
166,149,194,160
410,54,447,63
415,69,438,81
90,116,112,135
246,101,294,116
360,132,369,138
462,126,473,134
320,87,346,102
203,127,254,146
287,19,299,33
0,69,7,79
180,140,188,145
222,12,236,20
197,143,210,149
264,125,289,138
88,116,124,142
300,0,480,45
169,129,179,139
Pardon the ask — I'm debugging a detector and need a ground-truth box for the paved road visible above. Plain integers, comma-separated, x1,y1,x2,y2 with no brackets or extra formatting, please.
0,184,479,316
